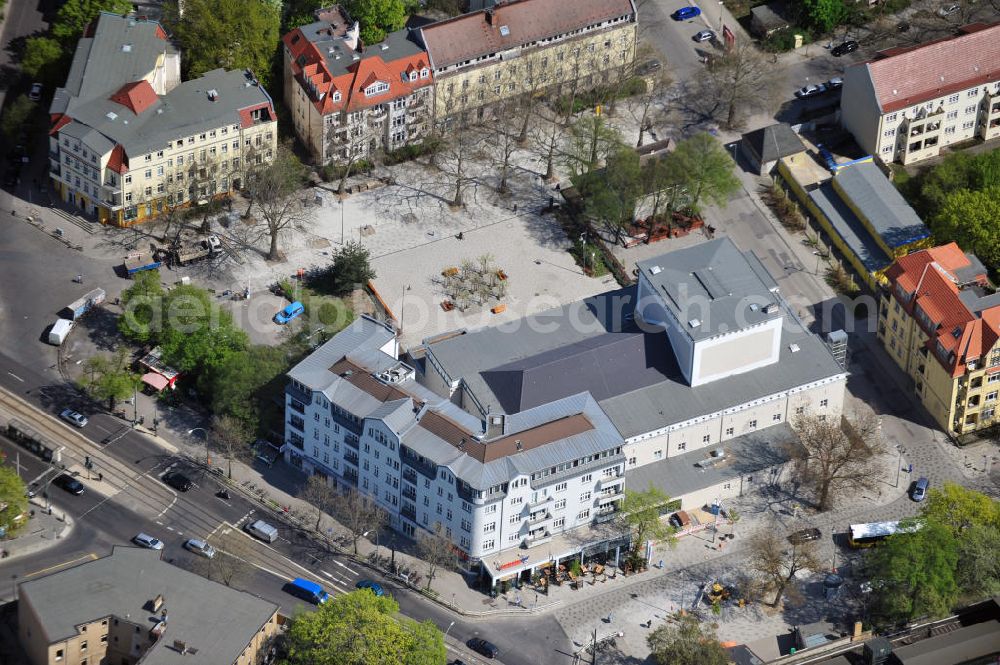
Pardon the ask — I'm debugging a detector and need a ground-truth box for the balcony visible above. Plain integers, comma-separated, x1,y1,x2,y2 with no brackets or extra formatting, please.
288,415,305,432
402,468,417,485
528,510,552,526
402,486,416,501
344,433,359,449
527,494,553,509
524,529,552,547
344,451,359,466
595,507,619,524
401,505,416,521
343,470,358,487
597,487,625,505
288,398,305,414
286,382,312,406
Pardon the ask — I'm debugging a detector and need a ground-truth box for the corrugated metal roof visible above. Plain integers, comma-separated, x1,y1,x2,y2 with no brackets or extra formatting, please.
832,162,929,249
288,315,395,389
809,183,892,273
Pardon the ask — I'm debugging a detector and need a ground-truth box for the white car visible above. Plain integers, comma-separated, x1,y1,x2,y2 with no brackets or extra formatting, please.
133,533,164,550
205,235,222,252
184,538,216,558
693,30,715,42
59,409,88,428
795,83,828,98
937,3,960,16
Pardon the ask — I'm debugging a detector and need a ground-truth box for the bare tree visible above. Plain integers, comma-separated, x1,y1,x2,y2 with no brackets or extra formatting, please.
791,410,886,512
211,414,252,480
746,527,821,607
562,114,623,176
416,523,458,592
485,99,521,194
628,49,672,148
694,40,782,130
332,488,388,555
528,100,566,182
297,473,338,532
244,144,312,260
514,50,552,145
436,115,483,208
333,129,370,198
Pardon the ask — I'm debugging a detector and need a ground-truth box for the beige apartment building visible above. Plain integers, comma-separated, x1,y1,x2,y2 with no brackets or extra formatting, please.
18,547,280,665
841,21,1000,165
417,0,638,122
49,12,277,226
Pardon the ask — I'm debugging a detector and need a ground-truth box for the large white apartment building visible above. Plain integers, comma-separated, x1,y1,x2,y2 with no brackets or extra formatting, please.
284,238,847,589
841,21,1000,165
48,12,277,226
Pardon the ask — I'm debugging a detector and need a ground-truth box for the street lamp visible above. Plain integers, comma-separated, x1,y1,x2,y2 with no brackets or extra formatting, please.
444,620,455,640
894,443,902,488
363,529,380,560
188,427,210,466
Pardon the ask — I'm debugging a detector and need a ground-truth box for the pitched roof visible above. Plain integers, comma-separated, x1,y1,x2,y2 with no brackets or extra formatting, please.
419,0,636,69
109,80,158,115
830,162,929,249
864,21,1000,114
741,123,805,163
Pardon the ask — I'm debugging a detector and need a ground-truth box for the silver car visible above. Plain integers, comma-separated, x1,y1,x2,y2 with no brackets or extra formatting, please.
59,409,88,428
184,538,216,558
133,533,164,550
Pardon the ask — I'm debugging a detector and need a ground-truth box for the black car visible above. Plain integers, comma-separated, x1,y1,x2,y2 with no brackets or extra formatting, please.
467,638,499,659
162,471,193,492
52,473,85,495
788,527,822,545
832,40,859,57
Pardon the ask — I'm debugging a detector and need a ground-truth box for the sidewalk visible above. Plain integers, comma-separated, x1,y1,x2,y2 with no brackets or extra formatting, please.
1,497,75,564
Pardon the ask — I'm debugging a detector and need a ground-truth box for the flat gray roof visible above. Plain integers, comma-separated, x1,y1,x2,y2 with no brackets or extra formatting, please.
833,162,929,250
625,422,801,499
18,547,277,665
636,238,782,341
427,286,846,438
810,182,891,273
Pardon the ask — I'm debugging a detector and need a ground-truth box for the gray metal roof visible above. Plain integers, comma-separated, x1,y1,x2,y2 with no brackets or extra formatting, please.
289,315,396,389
64,67,274,158
810,182,892,273
625,422,801,499
742,123,805,163
366,398,415,435
832,162,929,250
298,19,425,79
636,238,783,341
18,547,277,665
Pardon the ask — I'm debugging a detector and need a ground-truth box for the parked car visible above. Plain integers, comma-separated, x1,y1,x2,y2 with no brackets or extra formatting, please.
937,3,960,16
59,409,88,428
832,40,859,57
355,580,384,596
671,6,701,20
184,538,216,558
133,532,164,550
273,301,304,324
28,83,43,102
788,527,822,545
162,471,193,492
827,77,843,89
635,59,662,76
466,638,499,659
668,511,691,529
911,477,929,502
52,473,85,495
693,30,715,42
795,83,828,98
204,235,222,252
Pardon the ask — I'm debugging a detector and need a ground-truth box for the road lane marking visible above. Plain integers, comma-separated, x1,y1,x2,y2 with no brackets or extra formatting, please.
156,495,178,519
22,553,98,579
28,467,58,486
331,559,359,576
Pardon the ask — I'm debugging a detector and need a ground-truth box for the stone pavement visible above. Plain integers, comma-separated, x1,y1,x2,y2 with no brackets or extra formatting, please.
1,497,75,562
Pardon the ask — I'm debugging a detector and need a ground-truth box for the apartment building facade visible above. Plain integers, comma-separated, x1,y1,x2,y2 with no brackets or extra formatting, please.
417,0,638,122
877,243,1000,436
18,547,279,665
841,22,1000,165
285,239,846,588
48,12,277,226
282,6,434,166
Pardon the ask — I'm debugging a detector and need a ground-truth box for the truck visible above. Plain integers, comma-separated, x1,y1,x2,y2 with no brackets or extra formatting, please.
123,253,162,276
48,318,74,345
172,242,211,266
63,288,106,320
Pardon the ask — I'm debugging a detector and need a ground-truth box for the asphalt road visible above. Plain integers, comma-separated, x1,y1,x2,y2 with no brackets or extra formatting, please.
0,350,573,665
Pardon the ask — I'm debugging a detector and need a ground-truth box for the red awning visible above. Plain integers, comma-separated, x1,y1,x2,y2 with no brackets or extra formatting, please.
142,372,170,391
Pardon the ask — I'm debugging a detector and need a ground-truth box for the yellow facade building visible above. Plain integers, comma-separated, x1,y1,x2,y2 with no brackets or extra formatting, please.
878,243,1000,436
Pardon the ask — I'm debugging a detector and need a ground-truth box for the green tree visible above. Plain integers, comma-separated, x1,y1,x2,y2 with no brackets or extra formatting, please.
921,482,1000,536
21,37,67,88
0,465,30,538
119,270,165,344
310,241,376,296
930,186,1000,270
576,146,643,244
343,0,407,45
52,0,133,41
208,345,288,427
619,485,675,568
667,133,740,211
79,349,141,411
158,285,248,375
647,614,728,665
563,114,623,176
0,96,39,144
867,521,960,627
956,523,1000,599
800,0,847,32
164,0,280,88
284,590,446,665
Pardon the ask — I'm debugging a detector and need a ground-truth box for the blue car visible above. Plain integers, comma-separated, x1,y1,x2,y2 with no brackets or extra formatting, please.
355,580,384,596
273,301,304,324
672,5,701,20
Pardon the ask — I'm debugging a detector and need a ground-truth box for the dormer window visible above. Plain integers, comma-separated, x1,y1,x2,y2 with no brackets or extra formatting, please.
332,91,342,102
408,71,417,82
420,67,429,78
365,80,390,97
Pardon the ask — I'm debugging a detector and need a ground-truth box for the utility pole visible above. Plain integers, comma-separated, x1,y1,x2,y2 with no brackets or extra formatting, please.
592,627,598,665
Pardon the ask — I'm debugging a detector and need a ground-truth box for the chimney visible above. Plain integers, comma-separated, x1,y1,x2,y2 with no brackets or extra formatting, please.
485,8,494,25
485,414,505,439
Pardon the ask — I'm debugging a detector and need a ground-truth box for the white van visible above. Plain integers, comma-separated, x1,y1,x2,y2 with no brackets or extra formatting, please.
245,520,278,543
48,319,74,345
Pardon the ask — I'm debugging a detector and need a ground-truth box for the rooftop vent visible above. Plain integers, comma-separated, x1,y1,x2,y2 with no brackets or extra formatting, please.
207,89,219,101
710,448,725,458
122,43,132,52
500,25,510,36
649,265,662,275
381,44,389,50
789,343,800,353
342,370,354,377
688,318,701,328
764,303,779,314
749,303,759,312
515,439,523,451
106,111,118,120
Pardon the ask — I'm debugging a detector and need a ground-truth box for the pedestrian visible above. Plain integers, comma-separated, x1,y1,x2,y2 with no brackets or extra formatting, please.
513,203,518,213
